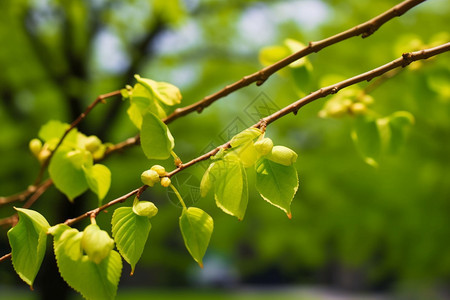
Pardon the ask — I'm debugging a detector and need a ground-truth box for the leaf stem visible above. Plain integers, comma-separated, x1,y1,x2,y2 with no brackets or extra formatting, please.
169,184,187,210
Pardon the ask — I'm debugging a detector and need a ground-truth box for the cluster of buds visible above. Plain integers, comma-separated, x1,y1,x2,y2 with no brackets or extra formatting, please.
318,89,374,119
140,165,171,188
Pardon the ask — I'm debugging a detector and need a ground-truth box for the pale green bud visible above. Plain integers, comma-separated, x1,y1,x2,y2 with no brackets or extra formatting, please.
141,169,160,187
160,177,171,187
267,146,298,166
81,224,114,264
85,135,102,153
133,198,158,218
254,138,273,156
151,165,166,176
29,139,42,157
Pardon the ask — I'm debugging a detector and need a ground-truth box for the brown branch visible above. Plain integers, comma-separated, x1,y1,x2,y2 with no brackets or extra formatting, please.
0,253,11,263
166,43,450,178
0,90,121,207
102,0,426,155
162,0,426,124
1,43,448,262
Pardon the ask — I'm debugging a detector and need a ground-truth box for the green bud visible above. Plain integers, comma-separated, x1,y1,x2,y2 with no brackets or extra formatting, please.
29,139,42,157
132,198,158,218
254,138,273,155
151,165,166,176
37,147,52,165
81,224,114,264
350,102,367,115
141,169,160,187
85,135,102,153
267,145,298,166
160,177,171,187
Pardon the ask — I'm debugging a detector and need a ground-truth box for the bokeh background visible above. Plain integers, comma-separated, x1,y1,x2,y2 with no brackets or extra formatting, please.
0,0,449,299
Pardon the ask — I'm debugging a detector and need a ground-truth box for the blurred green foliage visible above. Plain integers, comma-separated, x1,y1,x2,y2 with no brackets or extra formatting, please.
0,0,449,297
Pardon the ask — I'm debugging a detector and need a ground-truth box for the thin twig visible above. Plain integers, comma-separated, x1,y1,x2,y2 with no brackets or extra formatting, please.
103,0,426,154
1,43,448,262
0,90,121,206
0,0,425,207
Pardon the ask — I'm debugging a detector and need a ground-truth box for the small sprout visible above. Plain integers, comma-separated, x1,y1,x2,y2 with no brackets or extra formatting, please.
141,169,160,187
81,224,114,264
151,165,166,176
84,135,102,153
361,94,374,105
174,157,182,167
160,177,171,187
132,198,158,218
254,138,274,156
29,139,42,157
267,146,298,166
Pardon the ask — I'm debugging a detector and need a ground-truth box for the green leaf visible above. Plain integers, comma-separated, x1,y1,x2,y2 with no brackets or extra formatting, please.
135,75,182,106
255,158,299,218
83,164,111,205
49,150,89,201
7,208,50,288
140,112,175,160
111,207,151,275
38,120,78,149
128,83,168,129
234,141,259,168
351,117,381,167
179,207,214,268
211,157,248,220
200,163,214,198
388,111,414,154
49,224,122,300
229,128,261,148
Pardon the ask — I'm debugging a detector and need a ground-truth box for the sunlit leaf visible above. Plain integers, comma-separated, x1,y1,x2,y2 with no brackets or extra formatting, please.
255,158,299,217
49,224,122,300
49,150,89,201
7,208,50,288
211,157,248,220
135,75,182,106
179,207,214,267
83,164,111,205
140,112,175,160
229,128,261,148
111,207,151,275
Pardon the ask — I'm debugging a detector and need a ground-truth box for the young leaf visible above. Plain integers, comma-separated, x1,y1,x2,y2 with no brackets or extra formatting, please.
49,150,88,201
179,207,214,268
135,75,182,106
83,164,111,205
211,157,248,220
233,141,259,168
128,83,168,129
140,112,175,160
388,111,414,154
200,163,214,197
229,128,261,148
255,158,299,218
351,116,381,167
7,208,50,288
49,224,122,300
112,207,151,275
38,120,78,149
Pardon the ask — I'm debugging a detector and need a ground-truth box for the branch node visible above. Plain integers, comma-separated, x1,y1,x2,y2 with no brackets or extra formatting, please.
402,52,413,67
196,106,204,113
331,87,339,94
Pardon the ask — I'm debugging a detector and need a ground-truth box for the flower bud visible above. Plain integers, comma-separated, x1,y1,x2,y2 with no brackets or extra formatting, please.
350,102,367,115
254,138,273,156
85,135,102,153
29,139,42,157
81,224,114,264
267,146,298,166
133,198,158,218
160,177,171,187
37,147,52,165
141,169,160,187
151,165,166,176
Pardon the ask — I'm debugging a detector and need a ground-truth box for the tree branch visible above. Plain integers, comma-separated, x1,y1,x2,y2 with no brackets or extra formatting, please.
104,0,426,154
1,43,448,261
